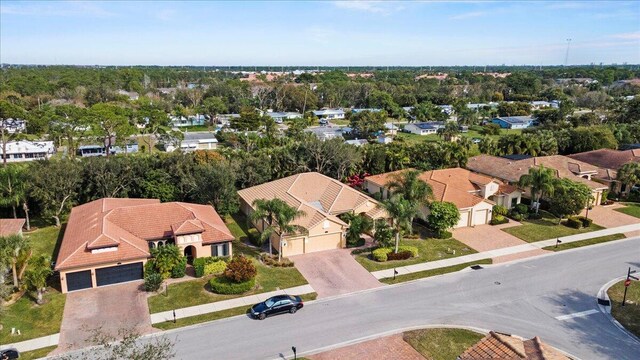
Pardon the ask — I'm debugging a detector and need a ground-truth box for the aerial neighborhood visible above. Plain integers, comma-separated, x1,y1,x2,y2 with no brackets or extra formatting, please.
1,2,640,358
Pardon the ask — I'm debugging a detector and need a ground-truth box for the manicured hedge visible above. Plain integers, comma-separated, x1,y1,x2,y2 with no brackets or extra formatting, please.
203,260,228,276
372,246,419,262
372,248,392,262
209,276,256,295
565,217,583,229
436,230,452,239
260,254,295,267
144,273,163,292
397,245,419,257
490,215,509,225
575,216,593,228
387,250,412,261
170,257,187,278
194,256,228,277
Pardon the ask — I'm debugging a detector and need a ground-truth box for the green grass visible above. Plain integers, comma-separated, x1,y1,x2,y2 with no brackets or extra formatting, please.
24,225,61,259
147,240,307,314
403,328,485,360
18,346,58,360
178,125,216,132
395,128,523,145
502,214,604,243
0,288,66,344
543,234,626,252
354,236,477,272
608,280,640,338
153,293,317,331
225,213,253,243
615,203,640,218
381,259,492,284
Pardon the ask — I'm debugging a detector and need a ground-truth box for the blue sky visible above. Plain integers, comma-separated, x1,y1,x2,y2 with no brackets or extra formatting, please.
1,1,639,66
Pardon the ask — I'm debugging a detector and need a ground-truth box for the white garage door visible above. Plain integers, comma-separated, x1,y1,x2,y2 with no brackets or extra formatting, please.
305,233,342,253
456,211,470,228
472,209,489,226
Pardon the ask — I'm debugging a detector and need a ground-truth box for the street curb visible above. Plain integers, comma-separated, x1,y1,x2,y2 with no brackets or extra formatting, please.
273,324,581,360
596,278,640,344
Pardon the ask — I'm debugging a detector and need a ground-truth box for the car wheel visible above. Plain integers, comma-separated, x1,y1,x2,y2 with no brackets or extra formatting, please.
258,313,266,320
289,307,297,314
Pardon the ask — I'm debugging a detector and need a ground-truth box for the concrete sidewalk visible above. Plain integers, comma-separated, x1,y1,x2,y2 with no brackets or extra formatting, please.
149,284,314,324
0,333,59,353
371,223,640,279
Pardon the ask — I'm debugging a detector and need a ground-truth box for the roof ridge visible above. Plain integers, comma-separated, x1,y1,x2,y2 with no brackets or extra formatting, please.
55,240,88,269
327,186,345,213
490,332,527,358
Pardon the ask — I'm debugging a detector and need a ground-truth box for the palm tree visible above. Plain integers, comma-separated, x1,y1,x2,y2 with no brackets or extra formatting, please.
437,122,460,142
478,137,497,155
381,195,418,253
0,234,30,289
518,165,557,213
23,255,53,304
250,199,305,261
617,162,640,195
0,165,28,219
387,169,433,210
342,213,373,246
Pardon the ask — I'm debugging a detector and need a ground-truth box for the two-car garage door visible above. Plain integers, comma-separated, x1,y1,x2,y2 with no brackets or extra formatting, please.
65,262,143,292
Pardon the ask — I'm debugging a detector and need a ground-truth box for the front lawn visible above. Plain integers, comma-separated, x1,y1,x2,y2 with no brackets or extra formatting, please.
403,328,484,360
147,241,307,314
0,287,66,344
354,237,477,272
608,280,640,338
542,234,626,252
502,214,604,242
24,225,61,259
381,259,492,284
615,203,640,219
18,346,58,360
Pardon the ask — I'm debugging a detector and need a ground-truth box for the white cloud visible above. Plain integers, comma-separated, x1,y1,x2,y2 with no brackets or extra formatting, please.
609,32,640,40
449,11,487,20
332,1,403,15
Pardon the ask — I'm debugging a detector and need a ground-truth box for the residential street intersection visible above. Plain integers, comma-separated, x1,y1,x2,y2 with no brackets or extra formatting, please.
154,236,640,360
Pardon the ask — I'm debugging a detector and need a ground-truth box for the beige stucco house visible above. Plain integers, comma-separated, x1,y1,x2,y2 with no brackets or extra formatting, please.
238,172,387,257
55,198,234,293
364,168,522,228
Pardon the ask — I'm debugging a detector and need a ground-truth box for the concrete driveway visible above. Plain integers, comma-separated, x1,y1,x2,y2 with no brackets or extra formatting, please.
54,281,154,353
290,249,382,298
581,204,640,237
452,222,549,263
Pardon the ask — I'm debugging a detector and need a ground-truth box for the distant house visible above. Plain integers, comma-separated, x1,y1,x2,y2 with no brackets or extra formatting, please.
365,168,521,228
438,105,454,115
404,122,445,135
116,90,139,101
215,113,240,126
165,132,218,152
377,135,393,144
312,109,345,120
266,111,302,123
568,148,640,196
491,116,536,129
350,108,382,114
467,102,499,111
55,198,234,292
344,139,369,147
170,114,207,127
0,140,55,163
77,143,138,157
0,118,27,134
384,122,398,135
529,101,552,110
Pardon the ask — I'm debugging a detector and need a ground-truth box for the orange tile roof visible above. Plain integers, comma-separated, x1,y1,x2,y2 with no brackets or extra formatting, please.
55,198,234,271
467,155,608,190
365,168,502,209
459,332,569,360
568,149,640,177
0,219,25,236
237,172,385,231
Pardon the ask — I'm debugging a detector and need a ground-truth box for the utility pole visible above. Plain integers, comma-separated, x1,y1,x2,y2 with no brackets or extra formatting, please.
564,38,572,66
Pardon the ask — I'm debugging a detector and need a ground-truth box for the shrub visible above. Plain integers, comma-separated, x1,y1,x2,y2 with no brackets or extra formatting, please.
347,238,366,248
374,219,394,248
248,228,262,247
527,212,543,220
260,254,295,267
203,260,228,276
397,245,419,257
209,276,255,295
435,230,452,239
387,251,412,261
144,273,163,292
224,255,257,283
372,248,392,262
575,216,593,228
565,217,583,229
607,191,618,200
194,256,227,277
144,260,157,276
514,204,529,214
490,215,509,225
510,213,524,221
493,205,508,217
170,257,187,278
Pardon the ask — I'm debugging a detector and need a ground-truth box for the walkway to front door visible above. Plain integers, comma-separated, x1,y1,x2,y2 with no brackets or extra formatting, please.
290,249,382,298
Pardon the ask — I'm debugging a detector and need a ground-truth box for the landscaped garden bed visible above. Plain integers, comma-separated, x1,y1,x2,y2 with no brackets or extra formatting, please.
501,212,604,243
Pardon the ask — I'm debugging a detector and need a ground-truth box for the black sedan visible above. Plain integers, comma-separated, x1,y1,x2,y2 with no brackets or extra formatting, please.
250,295,303,320
0,348,19,360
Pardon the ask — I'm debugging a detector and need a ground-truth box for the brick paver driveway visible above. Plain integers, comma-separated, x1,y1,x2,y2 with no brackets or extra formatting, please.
290,249,382,298
452,223,549,263
309,334,424,360
581,204,640,237
54,281,154,353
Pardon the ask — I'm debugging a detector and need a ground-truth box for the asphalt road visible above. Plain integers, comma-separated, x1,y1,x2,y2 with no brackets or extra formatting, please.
159,237,640,360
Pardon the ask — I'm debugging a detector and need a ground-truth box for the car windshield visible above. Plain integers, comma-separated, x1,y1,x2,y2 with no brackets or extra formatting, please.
265,298,276,307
